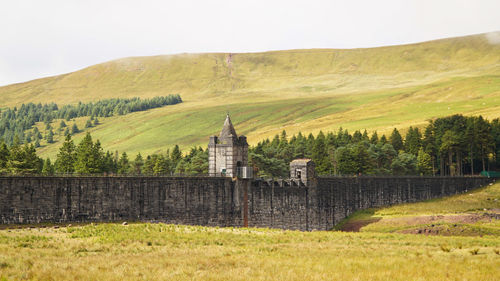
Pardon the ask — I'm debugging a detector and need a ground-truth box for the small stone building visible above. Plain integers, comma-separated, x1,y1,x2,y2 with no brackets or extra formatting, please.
290,159,315,185
208,114,249,177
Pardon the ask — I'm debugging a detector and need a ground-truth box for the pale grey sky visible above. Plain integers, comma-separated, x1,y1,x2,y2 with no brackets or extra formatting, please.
0,0,499,86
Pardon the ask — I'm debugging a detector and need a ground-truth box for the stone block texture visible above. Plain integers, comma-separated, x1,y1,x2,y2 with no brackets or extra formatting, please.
0,176,491,230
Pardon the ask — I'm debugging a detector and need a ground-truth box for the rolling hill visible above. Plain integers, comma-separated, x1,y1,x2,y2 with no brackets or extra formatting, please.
0,32,499,158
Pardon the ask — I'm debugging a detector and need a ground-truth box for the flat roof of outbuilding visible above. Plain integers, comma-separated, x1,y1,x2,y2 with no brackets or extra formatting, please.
290,159,313,164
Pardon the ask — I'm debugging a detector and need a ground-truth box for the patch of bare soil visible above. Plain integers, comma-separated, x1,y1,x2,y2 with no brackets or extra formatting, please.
398,211,500,236
340,209,500,235
340,218,382,232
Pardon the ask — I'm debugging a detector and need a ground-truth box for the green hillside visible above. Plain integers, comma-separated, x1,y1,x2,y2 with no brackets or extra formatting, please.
0,32,499,157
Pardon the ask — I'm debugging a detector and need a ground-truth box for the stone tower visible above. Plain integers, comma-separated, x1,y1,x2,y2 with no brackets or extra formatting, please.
208,114,249,177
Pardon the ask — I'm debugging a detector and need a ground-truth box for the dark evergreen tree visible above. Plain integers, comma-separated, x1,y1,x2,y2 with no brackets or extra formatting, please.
370,131,379,144
390,128,404,152
0,142,9,173
117,152,130,174
85,119,93,128
417,148,433,175
42,158,55,175
46,129,54,144
71,123,79,134
7,142,41,175
170,145,182,167
132,153,144,174
153,154,168,175
404,127,422,155
74,133,103,174
440,130,461,176
391,152,417,175
55,134,76,174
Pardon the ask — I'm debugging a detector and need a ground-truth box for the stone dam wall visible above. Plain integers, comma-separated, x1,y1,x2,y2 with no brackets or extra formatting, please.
0,176,492,230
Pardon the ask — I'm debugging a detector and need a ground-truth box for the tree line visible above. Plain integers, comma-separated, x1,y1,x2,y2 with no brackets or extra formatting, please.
0,133,207,176
0,95,182,145
249,114,500,177
0,114,499,178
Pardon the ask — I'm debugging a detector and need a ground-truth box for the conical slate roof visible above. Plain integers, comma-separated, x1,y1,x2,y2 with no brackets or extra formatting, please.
219,114,237,139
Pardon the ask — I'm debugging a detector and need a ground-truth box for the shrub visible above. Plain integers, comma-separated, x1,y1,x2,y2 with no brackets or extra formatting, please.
469,248,479,255
440,244,451,252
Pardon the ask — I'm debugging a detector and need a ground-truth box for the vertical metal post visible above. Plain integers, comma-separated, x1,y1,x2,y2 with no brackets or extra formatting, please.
243,179,249,227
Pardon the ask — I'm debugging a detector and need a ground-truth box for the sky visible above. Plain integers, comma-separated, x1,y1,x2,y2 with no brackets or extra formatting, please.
0,0,499,86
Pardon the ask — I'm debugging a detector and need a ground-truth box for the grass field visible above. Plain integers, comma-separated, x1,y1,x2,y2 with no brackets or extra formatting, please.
0,183,499,280
0,32,499,158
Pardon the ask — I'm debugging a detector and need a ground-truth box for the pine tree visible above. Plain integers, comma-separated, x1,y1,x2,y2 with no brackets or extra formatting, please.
464,117,480,175
55,134,76,173
362,130,369,142
0,142,9,172
132,153,144,174
422,123,437,175
7,143,40,175
174,159,188,175
46,129,54,144
370,131,379,144
102,151,117,174
417,148,433,175
312,131,330,174
6,139,23,175
117,152,130,174
352,130,363,143
153,155,168,175
476,116,493,172
391,152,417,175
334,146,357,175
379,135,388,145
85,119,93,128
440,130,461,176
42,158,55,175
71,123,79,134
404,127,422,155
170,145,182,167
187,150,208,175
390,128,404,152
74,133,100,174
143,155,156,175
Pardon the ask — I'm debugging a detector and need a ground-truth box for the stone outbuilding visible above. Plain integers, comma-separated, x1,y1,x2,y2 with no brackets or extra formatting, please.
208,114,249,177
290,159,315,185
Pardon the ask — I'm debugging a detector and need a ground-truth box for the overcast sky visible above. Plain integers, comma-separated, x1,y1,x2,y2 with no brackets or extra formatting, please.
0,0,499,86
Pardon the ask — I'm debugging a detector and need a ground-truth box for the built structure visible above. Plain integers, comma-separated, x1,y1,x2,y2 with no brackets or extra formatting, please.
290,159,316,185
208,114,249,177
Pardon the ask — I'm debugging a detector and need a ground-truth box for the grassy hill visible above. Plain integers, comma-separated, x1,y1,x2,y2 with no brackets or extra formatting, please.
0,32,499,157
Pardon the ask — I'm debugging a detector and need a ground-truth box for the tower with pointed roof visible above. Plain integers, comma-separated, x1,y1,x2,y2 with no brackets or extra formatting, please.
208,114,248,177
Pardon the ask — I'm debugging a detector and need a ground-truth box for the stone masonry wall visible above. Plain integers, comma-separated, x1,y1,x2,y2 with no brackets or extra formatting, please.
0,176,492,230
0,177,239,226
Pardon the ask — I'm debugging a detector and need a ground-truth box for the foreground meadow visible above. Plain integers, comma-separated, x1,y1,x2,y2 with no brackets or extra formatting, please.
0,223,499,281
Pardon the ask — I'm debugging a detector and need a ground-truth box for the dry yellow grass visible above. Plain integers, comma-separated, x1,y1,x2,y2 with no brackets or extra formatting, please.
0,223,499,280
